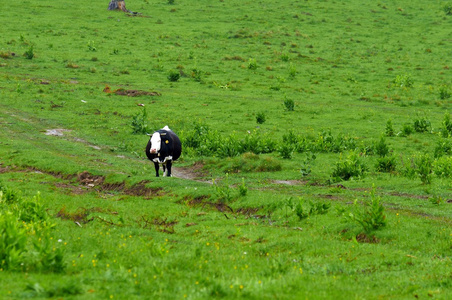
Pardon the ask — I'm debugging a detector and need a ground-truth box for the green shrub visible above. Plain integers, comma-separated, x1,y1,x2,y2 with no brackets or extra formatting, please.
191,68,203,82
288,63,297,78
443,3,452,15
440,112,452,138
300,153,316,176
434,138,452,158
256,112,266,124
400,123,414,136
439,85,451,99
314,130,357,153
214,153,282,173
345,187,386,233
87,41,96,51
278,143,294,159
248,58,257,70
331,152,368,181
19,192,49,223
0,211,27,271
385,120,395,137
0,183,21,205
393,74,413,88
283,96,295,111
295,199,330,221
131,107,149,135
167,70,180,82
433,156,452,178
375,156,396,173
416,154,433,184
32,232,65,273
374,136,390,157
413,115,431,133
24,45,34,59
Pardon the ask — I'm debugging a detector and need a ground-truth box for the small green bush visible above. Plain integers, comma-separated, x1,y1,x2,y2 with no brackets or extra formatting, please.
375,156,396,173
24,45,34,59
385,120,395,137
440,112,452,138
374,136,390,157
167,70,181,82
393,74,413,88
413,115,431,133
248,58,257,70
400,123,414,136
416,153,433,184
331,152,368,181
434,138,452,158
295,199,330,221
300,153,316,176
131,107,149,135
256,112,266,124
439,85,451,99
443,3,452,15
433,156,452,178
0,211,27,271
283,96,295,111
345,187,386,234
278,143,294,159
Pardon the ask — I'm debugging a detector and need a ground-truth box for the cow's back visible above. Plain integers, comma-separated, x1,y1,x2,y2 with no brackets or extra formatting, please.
167,130,182,161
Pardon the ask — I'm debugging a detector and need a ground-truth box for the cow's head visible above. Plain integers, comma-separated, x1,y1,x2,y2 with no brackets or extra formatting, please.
149,132,162,154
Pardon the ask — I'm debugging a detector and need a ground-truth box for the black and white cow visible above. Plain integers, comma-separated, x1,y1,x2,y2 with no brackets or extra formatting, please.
145,126,182,177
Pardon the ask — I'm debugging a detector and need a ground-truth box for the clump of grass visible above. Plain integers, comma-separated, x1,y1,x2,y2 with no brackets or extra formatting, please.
131,107,149,134
439,85,451,99
283,96,295,111
331,151,368,181
443,3,452,15
385,120,395,137
24,45,34,59
278,144,294,159
248,58,257,70
393,73,413,88
440,112,452,138
375,156,396,173
256,112,266,124
413,114,431,133
167,70,180,82
345,187,387,234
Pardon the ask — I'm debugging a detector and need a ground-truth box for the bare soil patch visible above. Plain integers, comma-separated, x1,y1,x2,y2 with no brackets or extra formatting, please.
103,85,161,97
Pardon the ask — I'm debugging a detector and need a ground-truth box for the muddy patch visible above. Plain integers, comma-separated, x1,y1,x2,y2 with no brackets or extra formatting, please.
182,195,233,213
172,162,211,183
103,85,161,97
76,171,163,198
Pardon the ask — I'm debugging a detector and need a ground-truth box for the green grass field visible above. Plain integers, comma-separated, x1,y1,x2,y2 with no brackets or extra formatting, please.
1,0,452,299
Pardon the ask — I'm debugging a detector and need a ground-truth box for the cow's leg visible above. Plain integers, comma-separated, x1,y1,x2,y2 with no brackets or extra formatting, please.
154,162,160,177
162,163,167,177
166,161,172,177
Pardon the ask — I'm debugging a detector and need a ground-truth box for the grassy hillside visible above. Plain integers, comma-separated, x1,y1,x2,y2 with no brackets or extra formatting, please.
1,0,452,299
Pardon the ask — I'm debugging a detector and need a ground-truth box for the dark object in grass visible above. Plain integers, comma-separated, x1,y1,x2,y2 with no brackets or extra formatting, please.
146,126,182,177
108,0,130,12
103,85,161,97
108,0,141,15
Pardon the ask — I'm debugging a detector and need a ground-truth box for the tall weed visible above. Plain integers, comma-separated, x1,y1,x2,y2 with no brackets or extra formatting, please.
345,187,386,234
